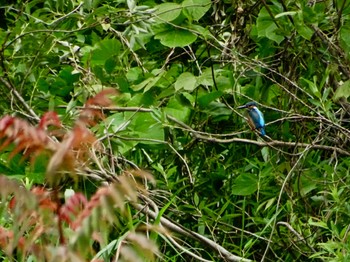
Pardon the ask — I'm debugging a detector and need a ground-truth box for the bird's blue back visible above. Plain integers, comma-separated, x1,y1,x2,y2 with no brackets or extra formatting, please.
248,107,266,136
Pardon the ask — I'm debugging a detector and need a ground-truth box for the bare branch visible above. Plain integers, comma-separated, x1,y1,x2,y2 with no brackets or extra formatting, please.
0,76,40,122
135,196,252,262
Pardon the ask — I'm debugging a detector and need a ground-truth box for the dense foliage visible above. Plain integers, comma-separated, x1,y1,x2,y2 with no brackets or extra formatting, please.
1,0,350,261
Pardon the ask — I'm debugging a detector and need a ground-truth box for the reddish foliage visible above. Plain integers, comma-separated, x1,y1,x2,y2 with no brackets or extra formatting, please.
80,89,117,126
0,226,26,251
31,187,58,212
0,89,116,176
70,187,110,230
59,192,88,226
85,89,117,107
46,123,98,175
38,111,62,130
0,90,119,257
1,178,54,257
9,186,57,213
0,115,54,160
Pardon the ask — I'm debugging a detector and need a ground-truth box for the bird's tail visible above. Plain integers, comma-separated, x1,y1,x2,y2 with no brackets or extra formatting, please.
260,127,266,136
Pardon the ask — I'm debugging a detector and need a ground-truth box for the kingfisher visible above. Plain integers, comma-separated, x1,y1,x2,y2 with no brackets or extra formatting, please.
237,102,266,136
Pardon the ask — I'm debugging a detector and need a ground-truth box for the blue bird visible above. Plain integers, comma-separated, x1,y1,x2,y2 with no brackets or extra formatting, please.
237,102,266,136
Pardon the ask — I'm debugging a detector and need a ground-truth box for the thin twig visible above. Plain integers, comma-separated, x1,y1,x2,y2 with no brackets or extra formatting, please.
276,221,317,253
114,135,194,184
0,77,40,122
261,143,313,261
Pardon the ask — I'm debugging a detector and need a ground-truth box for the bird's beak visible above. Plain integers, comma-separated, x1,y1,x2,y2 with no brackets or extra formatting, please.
237,105,247,109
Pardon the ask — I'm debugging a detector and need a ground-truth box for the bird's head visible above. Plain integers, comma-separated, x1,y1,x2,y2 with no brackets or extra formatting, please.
237,101,257,110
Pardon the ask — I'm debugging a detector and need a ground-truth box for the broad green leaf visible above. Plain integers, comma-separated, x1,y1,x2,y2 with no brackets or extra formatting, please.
127,92,155,106
205,101,232,117
182,0,211,21
188,24,212,39
131,113,165,143
198,91,223,107
0,159,15,175
91,38,121,66
197,68,214,86
155,3,182,22
115,76,129,92
105,57,117,74
295,23,313,41
295,175,317,196
175,72,197,91
182,92,195,105
333,80,350,100
126,67,143,82
216,75,233,92
294,13,313,41
50,78,66,95
107,113,130,133
232,173,258,196
256,7,284,44
164,96,191,122
155,28,197,47
132,78,154,91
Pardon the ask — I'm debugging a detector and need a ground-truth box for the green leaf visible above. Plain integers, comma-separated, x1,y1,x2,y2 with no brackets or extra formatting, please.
205,101,232,117
126,67,143,82
131,113,165,143
340,22,350,57
91,38,121,66
188,24,212,39
198,91,223,107
131,70,166,92
333,80,350,100
275,11,297,19
295,23,313,40
164,96,191,122
197,68,214,86
308,217,328,229
256,7,284,44
107,113,130,133
127,92,155,107
295,175,317,196
261,146,269,162
175,72,197,91
182,0,211,21
301,77,321,99
294,12,313,41
155,28,197,48
0,159,15,175
155,3,182,22
232,173,258,196
105,57,117,74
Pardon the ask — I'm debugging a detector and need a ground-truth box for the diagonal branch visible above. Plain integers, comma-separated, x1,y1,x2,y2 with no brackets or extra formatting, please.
135,196,252,262
0,76,40,122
